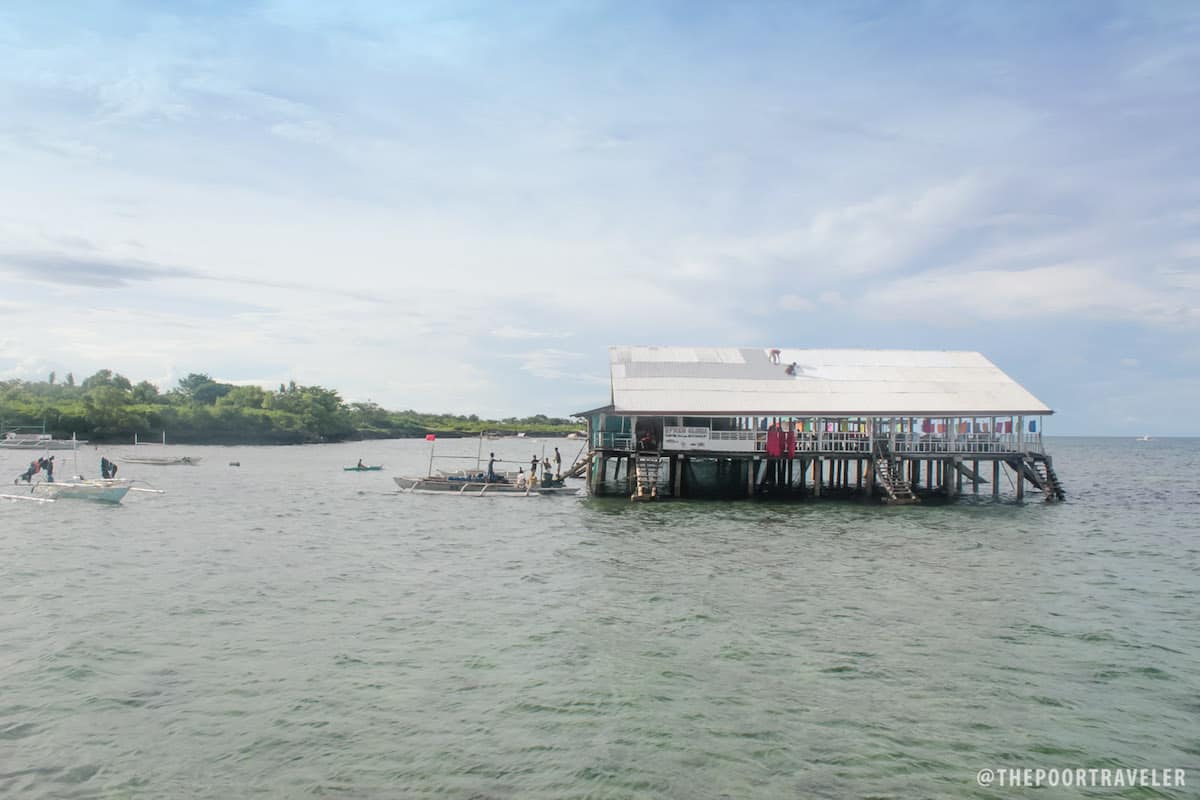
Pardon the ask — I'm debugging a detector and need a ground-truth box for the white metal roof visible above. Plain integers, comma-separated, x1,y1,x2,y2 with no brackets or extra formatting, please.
604,346,1053,416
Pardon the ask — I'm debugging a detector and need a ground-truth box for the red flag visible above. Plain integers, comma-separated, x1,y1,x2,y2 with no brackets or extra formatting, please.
425,434,436,441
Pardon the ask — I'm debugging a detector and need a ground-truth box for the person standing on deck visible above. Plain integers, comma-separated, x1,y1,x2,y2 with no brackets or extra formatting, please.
487,452,497,482
553,447,562,479
515,468,528,490
530,455,539,485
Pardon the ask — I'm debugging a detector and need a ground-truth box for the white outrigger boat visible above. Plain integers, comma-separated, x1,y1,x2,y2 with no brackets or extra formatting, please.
1,428,87,450
121,455,201,466
122,432,199,465
396,434,583,496
12,478,133,504
394,475,578,496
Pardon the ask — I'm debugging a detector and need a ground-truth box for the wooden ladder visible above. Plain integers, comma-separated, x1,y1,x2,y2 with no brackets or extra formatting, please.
632,453,661,500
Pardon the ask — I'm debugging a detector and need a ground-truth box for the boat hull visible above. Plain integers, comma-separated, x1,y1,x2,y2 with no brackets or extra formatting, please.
344,466,384,471
121,456,201,465
25,480,131,503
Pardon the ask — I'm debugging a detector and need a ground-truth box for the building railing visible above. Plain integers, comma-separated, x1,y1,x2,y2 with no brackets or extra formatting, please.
891,433,1043,455
594,429,1044,456
593,431,634,450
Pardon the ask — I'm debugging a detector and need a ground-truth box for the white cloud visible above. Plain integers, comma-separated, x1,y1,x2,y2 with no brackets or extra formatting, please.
778,294,813,311
860,263,1199,326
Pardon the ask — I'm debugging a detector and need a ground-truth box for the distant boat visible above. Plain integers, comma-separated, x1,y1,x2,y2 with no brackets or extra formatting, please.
124,432,198,464
122,456,201,466
1136,435,1152,441
344,465,384,471
1,429,86,450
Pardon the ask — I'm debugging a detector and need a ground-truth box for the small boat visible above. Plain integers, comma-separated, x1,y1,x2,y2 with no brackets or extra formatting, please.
20,479,132,504
1136,435,1152,442
122,456,201,466
394,476,578,496
1,429,87,450
344,465,384,471
124,432,197,464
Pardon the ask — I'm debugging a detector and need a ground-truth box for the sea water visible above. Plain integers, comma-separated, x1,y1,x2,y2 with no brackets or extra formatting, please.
2,437,1197,798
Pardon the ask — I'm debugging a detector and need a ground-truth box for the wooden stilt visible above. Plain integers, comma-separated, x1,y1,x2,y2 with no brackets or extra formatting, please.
992,460,1000,498
972,459,980,493
1016,460,1024,500
747,457,755,498
815,458,822,497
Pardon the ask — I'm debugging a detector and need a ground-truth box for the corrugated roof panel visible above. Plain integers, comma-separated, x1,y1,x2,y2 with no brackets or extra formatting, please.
605,346,1052,415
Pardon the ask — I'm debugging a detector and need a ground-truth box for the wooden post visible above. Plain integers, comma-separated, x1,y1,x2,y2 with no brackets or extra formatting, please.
815,458,822,497
674,455,684,498
992,460,1000,498
1016,460,1024,500
856,459,863,490
955,460,963,494
973,459,980,493
747,457,755,498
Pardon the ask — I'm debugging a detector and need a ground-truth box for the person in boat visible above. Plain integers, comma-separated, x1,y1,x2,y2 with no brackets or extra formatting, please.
530,455,539,484
357,459,365,468
553,447,562,479
487,452,497,482
100,457,110,479
44,456,54,482
515,468,527,490
784,361,798,376
17,459,38,483
541,457,554,485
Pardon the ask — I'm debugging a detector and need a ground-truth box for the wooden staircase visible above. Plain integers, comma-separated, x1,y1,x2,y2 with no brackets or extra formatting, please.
873,449,918,504
1008,455,1066,501
632,453,661,500
564,453,590,480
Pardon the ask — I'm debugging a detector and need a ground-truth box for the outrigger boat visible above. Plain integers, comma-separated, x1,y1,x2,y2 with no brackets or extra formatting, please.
1,426,86,450
122,432,199,465
344,465,384,471
394,475,578,496
395,433,581,496
16,478,133,504
122,456,201,466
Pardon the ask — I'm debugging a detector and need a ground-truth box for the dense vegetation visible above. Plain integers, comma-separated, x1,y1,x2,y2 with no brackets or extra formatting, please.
0,371,580,444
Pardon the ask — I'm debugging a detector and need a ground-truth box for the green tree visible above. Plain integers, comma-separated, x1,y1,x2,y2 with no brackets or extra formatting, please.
218,385,267,409
65,372,74,387
48,371,56,385
81,369,116,391
176,373,215,400
131,381,161,404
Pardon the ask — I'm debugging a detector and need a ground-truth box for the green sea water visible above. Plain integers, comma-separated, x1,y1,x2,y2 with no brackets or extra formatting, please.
2,437,1197,798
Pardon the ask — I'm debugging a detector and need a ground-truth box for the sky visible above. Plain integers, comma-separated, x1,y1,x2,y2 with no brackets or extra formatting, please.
1,1,1198,434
